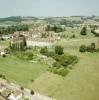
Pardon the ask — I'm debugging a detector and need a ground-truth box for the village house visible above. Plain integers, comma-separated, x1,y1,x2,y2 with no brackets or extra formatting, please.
8,90,22,100
0,81,23,100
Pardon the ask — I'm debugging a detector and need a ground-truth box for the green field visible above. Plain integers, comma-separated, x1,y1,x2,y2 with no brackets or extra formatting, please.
62,27,94,39
56,37,99,50
28,37,99,100
0,56,48,87
28,51,99,100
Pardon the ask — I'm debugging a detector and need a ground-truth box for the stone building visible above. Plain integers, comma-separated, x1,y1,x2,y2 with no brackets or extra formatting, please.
10,32,26,50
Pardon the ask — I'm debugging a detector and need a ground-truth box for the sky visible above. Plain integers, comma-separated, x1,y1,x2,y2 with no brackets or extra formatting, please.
0,0,99,17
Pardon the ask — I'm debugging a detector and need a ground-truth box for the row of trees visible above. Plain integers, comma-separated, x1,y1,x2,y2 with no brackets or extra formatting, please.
60,19,83,27
0,16,22,22
80,25,99,37
79,43,97,53
0,24,29,35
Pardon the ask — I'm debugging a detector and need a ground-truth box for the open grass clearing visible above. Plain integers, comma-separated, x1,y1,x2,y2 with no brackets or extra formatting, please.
0,55,48,87
28,51,99,100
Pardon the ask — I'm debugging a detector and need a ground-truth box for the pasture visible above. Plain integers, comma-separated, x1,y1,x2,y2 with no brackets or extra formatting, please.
28,51,99,100
28,37,99,100
62,27,94,39
0,55,48,87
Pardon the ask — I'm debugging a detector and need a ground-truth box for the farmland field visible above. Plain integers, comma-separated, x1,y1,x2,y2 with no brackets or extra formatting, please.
28,51,99,100
0,55,48,87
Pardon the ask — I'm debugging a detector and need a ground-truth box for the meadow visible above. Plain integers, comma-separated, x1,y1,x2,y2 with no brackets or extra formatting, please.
28,51,99,100
27,36,99,100
0,55,48,87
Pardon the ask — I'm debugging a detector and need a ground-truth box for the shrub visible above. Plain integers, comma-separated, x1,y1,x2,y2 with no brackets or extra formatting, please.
48,67,69,77
59,54,78,67
71,34,76,38
0,74,6,79
30,79,34,83
25,51,34,60
30,90,35,95
79,43,96,53
57,67,69,76
86,46,96,53
79,45,87,52
0,74,2,78
91,43,96,50
2,54,6,58
96,48,99,52
40,47,48,55
53,62,61,68
52,67,58,74
16,51,34,60
55,45,64,55
4,48,11,54
80,27,87,35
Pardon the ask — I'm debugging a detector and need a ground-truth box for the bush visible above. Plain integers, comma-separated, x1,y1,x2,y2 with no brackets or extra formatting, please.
53,62,61,68
4,48,11,54
40,47,48,55
25,51,34,60
0,74,6,79
55,45,64,55
91,43,96,50
80,27,87,35
2,54,6,58
79,45,87,52
96,48,99,52
71,34,76,38
59,54,78,67
79,43,96,53
86,46,96,53
30,90,35,95
48,67,69,77
16,51,34,60
57,67,69,76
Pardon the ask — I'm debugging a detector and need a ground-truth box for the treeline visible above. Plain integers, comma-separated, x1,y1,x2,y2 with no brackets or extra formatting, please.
0,24,29,35
60,19,83,26
45,25,65,33
0,16,22,22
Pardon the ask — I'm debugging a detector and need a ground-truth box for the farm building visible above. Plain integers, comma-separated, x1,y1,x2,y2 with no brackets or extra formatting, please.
26,38,56,48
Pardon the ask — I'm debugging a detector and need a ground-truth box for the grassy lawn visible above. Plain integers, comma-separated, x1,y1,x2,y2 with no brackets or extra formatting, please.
28,51,99,100
0,55,48,87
